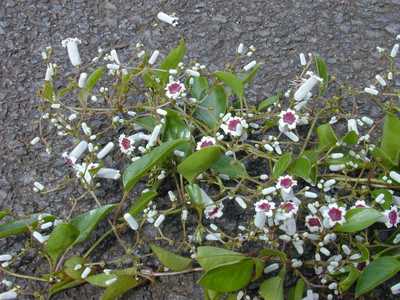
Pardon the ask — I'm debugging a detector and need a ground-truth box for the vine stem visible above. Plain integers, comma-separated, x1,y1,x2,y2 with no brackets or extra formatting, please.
0,266,49,282
140,267,203,277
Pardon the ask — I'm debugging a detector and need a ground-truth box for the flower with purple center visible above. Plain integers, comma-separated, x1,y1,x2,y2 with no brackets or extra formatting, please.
277,201,298,219
305,215,322,232
220,113,248,137
384,206,399,228
279,109,298,130
351,200,369,209
204,203,224,219
276,175,297,193
254,199,275,217
196,136,216,150
322,203,346,228
119,134,135,154
165,81,185,100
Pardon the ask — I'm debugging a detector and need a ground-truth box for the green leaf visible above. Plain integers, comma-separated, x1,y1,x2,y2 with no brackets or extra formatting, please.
70,204,116,244
41,81,55,102
339,265,360,293
101,275,141,300
46,223,79,264
191,76,209,100
371,189,393,210
214,71,244,99
0,209,10,221
198,259,254,292
150,244,192,271
259,248,287,262
186,184,214,208
272,153,292,179
133,116,157,131
289,156,312,182
123,139,187,192
64,256,86,280
0,214,55,239
177,146,223,182
259,268,285,300
288,278,305,300
317,123,337,151
342,131,359,145
335,208,382,233
49,279,85,297
314,55,329,94
381,113,400,165
85,67,105,92
127,190,157,217
86,273,118,287
204,289,222,300
163,109,191,141
252,258,265,281
211,155,248,178
355,256,400,297
196,246,246,271
158,39,186,83
241,63,260,84
257,94,280,111
194,85,227,129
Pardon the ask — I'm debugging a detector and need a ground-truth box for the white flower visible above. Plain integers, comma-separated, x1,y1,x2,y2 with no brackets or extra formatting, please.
279,109,298,130
294,75,322,101
124,213,139,230
157,12,179,26
73,162,98,184
383,206,399,228
391,282,400,295
299,53,307,66
0,289,18,300
186,69,200,77
61,37,82,66
322,204,346,228
165,81,185,99
146,124,162,148
154,214,166,227
276,175,297,193
81,267,91,279
351,200,369,209
32,231,49,244
63,141,88,165
347,119,359,135
97,142,114,159
234,196,247,209
97,168,120,180
364,87,379,95
254,199,275,216
0,255,12,262
148,50,160,65
220,114,248,137
375,74,387,87
204,204,224,219
305,215,322,232
243,60,257,71
119,134,135,154
78,72,88,88
389,171,400,183
237,43,244,54
276,201,298,220
196,136,216,150
390,43,399,58
254,211,267,229
45,63,56,81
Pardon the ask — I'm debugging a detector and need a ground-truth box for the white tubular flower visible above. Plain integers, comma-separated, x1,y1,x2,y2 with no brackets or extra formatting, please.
264,263,280,274
276,175,297,193
196,136,216,150
165,81,185,99
81,122,92,135
322,203,346,228
204,204,224,219
383,206,399,228
73,162,98,184
148,50,160,65
234,196,247,209
186,69,200,77
329,164,345,172
0,289,18,300
389,171,400,183
205,233,221,241
110,49,120,64
0,255,12,262
299,53,307,66
243,60,257,71
262,186,276,195
181,209,188,221
364,87,379,95
61,37,82,66
97,142,114,159
78,72,88,88
154,214,165,227
279,109,299,131
30,136,40,145
81,267,91,279
97,168,120,180
146,124,162,148
63,141,88,165
220,114,248,137
32,231,49,244
254,211,266,229
294,75,322,101
157,12,179,26
390,43,399,58
237,43,244,54
124,213,139,230
375,74,387,87
33,181,45,192
391,282,400,295
45,63,56,81
347,119,359,135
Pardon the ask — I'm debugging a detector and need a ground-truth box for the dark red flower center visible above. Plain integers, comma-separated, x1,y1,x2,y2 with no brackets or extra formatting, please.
200,140,214,148
389,210,398,225
283,112,296,125
168,83,182,94
328,207,343,221
121,137,131,150
307,217,321,227
208,207,219,217
355,203,365,208
228,119,241,131
279,177,293,189
281,202,295,213
258,202,271,211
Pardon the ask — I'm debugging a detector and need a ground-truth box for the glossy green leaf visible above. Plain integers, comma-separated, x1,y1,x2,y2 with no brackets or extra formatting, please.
70,204,116,243
198,259,254,292
177,146,222,182
46,223,79,264
49,279,85,297
41,81,54,102
204,289,221,300
288,278,305,300
127,190,157,217
252,258,265,281
314,55,329,93
85,67,105,92
259,248,287,262
241,63,260,84
259,268,285,300
339,265,360,293
342,131,358,145
186,184,214,208
211,155,248,178
163,109,190,141
289,156,312,182
355,256,400,297
150,244,192,271
158,39,186,83
371,189,393,210
214,71,244,99
86,273,118,287
272,152,292,179
257,94,279,111
64,256,86,280
191,76,209,100
133,116,157,131
381,113,400,165
123,139,186,192
194,85,227,129
196,246,246,271
317,123,337,151
0,214,55,239
0,209,10,221
101,275,141,300
335,208,382,233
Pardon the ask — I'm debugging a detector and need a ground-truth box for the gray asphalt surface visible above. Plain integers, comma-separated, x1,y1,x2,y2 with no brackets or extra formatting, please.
1,0,400,299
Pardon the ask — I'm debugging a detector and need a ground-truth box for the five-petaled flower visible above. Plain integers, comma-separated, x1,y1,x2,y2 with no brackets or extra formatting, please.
276,175,297,193
165,81,185,99
277,201,298,219
279,109,298,130
322,204,346,228
119,134,135,154
384,206,399,228
305,215,322,232
204,203,224,219
220,113,248,137
196,136,216,150
254,199,275,217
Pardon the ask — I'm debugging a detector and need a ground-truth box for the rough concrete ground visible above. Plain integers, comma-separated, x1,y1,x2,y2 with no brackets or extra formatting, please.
1,0,400,299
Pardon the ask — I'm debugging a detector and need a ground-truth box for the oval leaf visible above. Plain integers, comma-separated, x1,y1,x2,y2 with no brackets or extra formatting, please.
272,153,292,179
335,208,382,233
0,214,55,239
150,244,192,271
211,155,248,178
196,246,246,271
46,223,79,264
194,85,227,129
214,71,244,99
101,275,141,300
259,270,285,300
